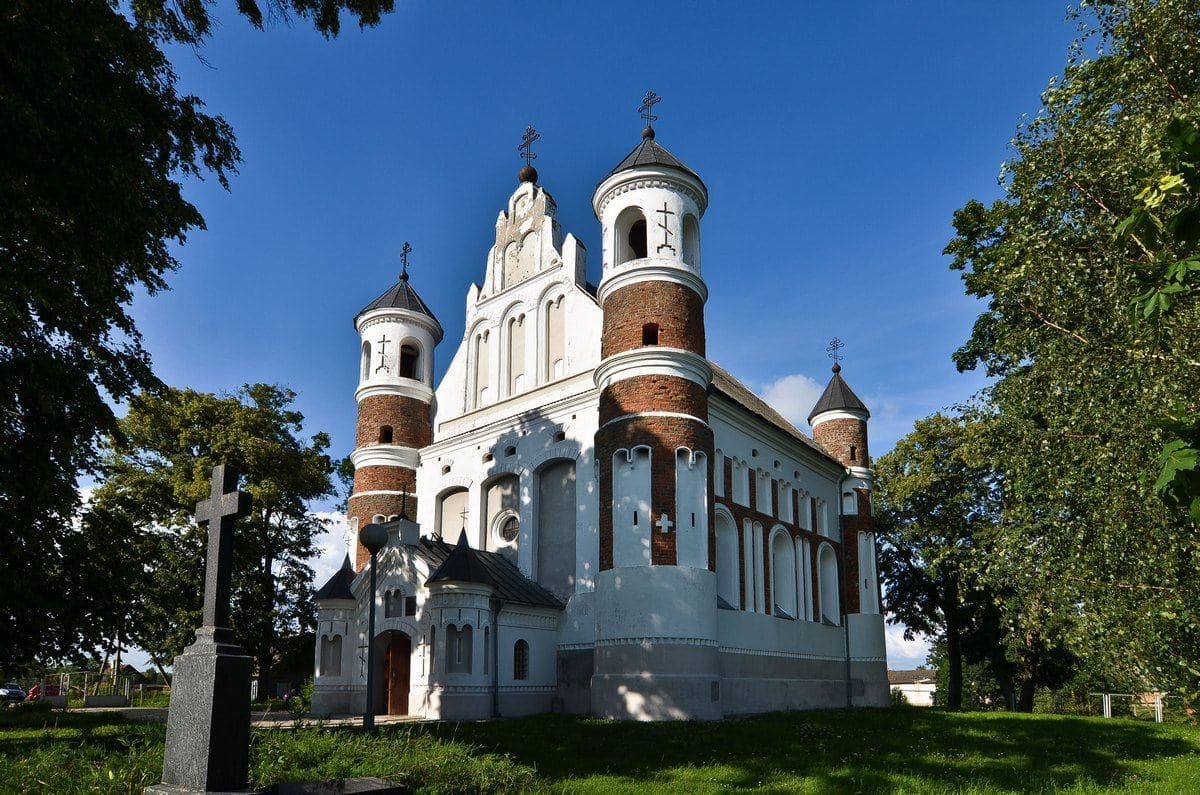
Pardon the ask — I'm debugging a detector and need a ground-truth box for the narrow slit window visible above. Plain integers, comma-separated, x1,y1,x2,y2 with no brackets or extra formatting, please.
642,323,660,346
378,425,393,444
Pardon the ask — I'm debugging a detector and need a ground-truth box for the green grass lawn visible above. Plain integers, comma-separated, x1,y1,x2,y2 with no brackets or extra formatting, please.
0,705,1197,794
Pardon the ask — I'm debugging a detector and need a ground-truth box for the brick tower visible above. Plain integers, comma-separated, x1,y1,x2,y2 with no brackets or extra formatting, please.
590,108,721,719
807,361,875,615
349,256,442,570
808,360,886,704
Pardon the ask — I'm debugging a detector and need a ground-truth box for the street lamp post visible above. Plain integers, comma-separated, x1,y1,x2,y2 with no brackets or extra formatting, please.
358,522,388,731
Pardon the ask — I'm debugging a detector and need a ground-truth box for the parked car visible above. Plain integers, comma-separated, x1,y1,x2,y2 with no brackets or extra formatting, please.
0,682,26,702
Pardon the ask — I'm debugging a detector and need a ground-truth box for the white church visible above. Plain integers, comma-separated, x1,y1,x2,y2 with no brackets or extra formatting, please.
311,113,888,720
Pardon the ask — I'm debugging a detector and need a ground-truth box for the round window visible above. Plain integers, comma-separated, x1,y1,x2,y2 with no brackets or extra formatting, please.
499,515,520,543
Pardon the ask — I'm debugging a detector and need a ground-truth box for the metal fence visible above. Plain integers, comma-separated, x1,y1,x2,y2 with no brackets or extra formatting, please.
1032,690,1188,723
12,672,170,707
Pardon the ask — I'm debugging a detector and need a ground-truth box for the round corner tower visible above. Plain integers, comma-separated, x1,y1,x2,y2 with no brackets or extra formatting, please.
808,362,877,616
349,265,443,570
590,122,721,719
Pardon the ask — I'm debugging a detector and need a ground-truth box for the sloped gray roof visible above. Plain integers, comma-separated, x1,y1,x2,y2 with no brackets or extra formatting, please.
358,273,439,324
418,536,563,610
426,532,493,586
609,128,702,183
314,555,355,601
708,361,840,464
888,669,936,685
808,366,869,423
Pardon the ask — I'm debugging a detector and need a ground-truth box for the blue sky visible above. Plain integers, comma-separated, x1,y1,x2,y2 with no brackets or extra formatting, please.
122,3,1082,669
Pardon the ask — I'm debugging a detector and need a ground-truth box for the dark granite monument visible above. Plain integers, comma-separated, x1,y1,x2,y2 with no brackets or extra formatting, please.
147,464,254,795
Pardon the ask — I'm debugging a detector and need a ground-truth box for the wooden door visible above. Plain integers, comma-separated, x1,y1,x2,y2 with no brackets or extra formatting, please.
384,633,411,715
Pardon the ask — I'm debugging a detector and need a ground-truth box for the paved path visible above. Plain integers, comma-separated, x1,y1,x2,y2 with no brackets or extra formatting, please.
83,706,424,729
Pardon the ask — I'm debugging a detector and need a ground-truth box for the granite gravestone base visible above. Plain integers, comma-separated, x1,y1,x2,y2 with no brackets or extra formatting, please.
145,628,253,794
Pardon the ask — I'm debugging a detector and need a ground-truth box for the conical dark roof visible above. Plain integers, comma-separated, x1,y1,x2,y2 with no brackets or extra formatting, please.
609,127,702,183
426,532,494,587
314,555,355,601
357,272,439,326
808,365,869,423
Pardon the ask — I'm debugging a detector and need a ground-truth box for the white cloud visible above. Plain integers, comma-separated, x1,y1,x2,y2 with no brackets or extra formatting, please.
885,622,932,669
309,510,351,588
759,372,825,428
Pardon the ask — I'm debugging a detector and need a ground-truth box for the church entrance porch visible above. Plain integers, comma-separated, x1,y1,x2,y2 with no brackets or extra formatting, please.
374,631,411,716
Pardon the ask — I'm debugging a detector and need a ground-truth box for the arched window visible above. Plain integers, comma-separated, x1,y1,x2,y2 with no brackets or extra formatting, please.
361,341,372,381
683,213,700,268
771,529,797,619
842,490,859,514
513,639,529,681
437,488,469,538
544,296,565,381
627,219,647,259
385,588,403,618
378,425,393,444
614,207,647,265
714,510,740,609
473,330,490,408
507,314,526,395
818,543,840,625
849,444,857,462
371,514,386,525
428,625,436,674
399,344,420,380
642,323,660,346
446,624,473,673
319,634,342,677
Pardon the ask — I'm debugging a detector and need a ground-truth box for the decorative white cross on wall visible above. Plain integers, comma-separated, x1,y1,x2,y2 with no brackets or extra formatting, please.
655,513,674,534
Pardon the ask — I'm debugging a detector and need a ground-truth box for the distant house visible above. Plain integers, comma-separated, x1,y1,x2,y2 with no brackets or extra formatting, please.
888,669,936,706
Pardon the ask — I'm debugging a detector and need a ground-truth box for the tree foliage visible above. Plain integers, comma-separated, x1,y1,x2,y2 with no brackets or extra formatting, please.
0,0,393,671
88,384,334,690
945,0,1200,698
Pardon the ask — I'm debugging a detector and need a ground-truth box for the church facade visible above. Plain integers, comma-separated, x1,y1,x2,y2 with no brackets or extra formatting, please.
311,122,888,720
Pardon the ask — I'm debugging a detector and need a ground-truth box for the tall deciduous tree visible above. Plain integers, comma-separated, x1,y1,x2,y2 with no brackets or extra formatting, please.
0,0,393,671
875,414,1002,709
945,0,1200,698
88,384,334,694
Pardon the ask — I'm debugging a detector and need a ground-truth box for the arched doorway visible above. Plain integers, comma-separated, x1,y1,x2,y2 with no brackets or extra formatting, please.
375,631,411,715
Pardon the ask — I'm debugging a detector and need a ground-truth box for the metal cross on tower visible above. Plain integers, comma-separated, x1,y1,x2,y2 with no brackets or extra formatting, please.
399,241,413,281
639,90,662,124
194,465,253,632
518,125,540,166
826,337,845,363
459,505,470,534
655,202,677,255
375,335,391,374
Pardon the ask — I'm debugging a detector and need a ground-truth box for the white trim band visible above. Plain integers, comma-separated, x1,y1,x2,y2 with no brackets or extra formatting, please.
355,380,435,404
810,408,869,428
348,490,410,500
599,411,709,431
351,444,420,470
594,347,712,391
355,307,443,342
596,262,708,305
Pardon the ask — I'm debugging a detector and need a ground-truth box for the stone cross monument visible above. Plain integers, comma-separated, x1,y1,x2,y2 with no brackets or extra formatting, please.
148,464,253,795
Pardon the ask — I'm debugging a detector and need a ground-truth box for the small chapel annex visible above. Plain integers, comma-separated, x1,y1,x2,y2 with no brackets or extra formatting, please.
311,114,888,721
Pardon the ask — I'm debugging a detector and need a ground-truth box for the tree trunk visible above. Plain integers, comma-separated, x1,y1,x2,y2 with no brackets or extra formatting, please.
945,618,964,710
150,656,172,687
997,671,1016,711
1018,679,1036,712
